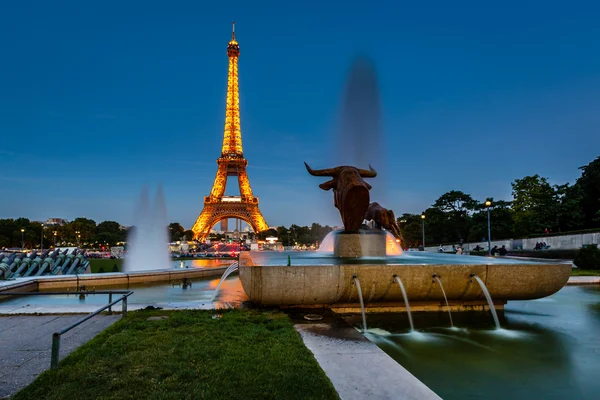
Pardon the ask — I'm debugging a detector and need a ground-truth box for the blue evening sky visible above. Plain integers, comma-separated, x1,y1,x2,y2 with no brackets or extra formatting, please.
1,0,599,228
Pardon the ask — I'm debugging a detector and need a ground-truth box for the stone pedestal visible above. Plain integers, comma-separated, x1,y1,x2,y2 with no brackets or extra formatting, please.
333,231,386,258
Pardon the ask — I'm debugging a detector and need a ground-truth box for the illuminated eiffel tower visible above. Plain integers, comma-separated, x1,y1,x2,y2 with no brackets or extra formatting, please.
192,22,268,241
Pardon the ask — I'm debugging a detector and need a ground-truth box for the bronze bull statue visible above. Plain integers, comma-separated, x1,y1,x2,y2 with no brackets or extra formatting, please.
365,202,403,241
304,162,376,232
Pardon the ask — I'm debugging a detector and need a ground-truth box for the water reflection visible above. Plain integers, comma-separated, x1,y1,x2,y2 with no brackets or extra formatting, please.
3,276,247,307
357,286,600,400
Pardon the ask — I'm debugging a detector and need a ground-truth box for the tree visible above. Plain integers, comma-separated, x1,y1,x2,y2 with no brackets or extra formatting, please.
511,175,559,236
183,230,194,241
96,221,121,235
432,191,477,242
168,222,185,242
397,213,424,248
575,156,600,228
468,199,515,242
555,184,584,232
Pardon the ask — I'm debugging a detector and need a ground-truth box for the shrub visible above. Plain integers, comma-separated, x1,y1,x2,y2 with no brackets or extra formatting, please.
112,264,119,272
98,267,105,273
574,244,600,270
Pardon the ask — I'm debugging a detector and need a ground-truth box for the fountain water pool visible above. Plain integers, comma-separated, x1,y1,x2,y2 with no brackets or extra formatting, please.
358,285,600,400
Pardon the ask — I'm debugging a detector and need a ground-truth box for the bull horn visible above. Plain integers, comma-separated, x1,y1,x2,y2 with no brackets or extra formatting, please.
304,162,340,177
358,164,377,178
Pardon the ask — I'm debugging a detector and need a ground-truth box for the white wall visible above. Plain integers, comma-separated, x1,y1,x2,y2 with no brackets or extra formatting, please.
421,231,599,252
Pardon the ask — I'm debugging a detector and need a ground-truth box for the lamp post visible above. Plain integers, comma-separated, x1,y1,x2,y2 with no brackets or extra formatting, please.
53,231,57,246
21,228,25,249
485,200,492,256
75,231,80,247
40,223,44,251
421,213,426,250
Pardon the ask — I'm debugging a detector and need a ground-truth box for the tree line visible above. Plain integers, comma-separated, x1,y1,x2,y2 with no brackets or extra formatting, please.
0,217,126,249
2,155,597,250
398,155,600,248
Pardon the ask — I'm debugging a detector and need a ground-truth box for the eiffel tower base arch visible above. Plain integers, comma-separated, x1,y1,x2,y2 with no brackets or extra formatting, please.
192,201,268,242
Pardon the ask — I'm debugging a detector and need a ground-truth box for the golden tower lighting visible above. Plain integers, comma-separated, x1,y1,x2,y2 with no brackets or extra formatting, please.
192,22,269,241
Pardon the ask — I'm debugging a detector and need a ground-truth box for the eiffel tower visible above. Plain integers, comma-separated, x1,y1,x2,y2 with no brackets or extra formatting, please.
192,22,269,241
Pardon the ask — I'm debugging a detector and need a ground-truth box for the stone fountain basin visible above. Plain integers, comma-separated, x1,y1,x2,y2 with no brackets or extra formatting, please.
238,261,571,306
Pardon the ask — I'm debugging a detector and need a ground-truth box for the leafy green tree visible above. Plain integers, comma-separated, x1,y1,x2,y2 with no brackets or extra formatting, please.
575,156,600,228
432,191,477,242
96,221,121,235
397,213,425,248
168,222,185,242
511,175,559,236
555,184,584,232
183,229,194,241
468,199,515,242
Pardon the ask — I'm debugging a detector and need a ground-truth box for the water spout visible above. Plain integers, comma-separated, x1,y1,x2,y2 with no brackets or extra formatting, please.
210,262,240,302
393,275,414,331
470,274,501,329
432,274,454,328
353,275,367,331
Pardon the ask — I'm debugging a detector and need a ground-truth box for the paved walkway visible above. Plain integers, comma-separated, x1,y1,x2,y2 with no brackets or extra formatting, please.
0,314,120,399
567,276,600,285
295,321,441,400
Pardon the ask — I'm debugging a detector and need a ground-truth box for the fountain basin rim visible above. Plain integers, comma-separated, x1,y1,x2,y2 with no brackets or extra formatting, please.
238,261,571,306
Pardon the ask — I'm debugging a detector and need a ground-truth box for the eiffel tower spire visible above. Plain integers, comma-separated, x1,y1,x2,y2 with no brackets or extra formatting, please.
192,23,269,241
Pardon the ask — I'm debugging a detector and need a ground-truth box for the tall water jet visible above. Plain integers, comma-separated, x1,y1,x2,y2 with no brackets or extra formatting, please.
124,185,171,272
470,274,501,329
353,276,367,331
336,56,386,202
394,275,414,331
211,261,240,301
433,274,454,328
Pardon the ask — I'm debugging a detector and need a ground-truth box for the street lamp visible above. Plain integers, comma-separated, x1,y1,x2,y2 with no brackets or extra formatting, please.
75,231,80,247
53,231,57,246
40,223,44,251
485,200,492,256
421,213,426,250
21,228,25,249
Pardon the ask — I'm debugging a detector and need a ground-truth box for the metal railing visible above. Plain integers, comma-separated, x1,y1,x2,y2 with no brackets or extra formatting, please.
0,290,133,368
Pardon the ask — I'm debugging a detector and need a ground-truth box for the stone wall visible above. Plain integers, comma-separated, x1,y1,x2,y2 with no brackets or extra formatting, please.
422,231,599,252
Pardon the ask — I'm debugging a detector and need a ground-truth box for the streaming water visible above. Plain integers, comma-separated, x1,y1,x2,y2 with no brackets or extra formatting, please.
210,262,240,301
353,276,368,331
471,275,501,329
394,276,414,331
124,185,171,272
433,275,454,328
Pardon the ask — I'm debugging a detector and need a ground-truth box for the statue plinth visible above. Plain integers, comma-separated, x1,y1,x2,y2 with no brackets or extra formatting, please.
333,230,386,258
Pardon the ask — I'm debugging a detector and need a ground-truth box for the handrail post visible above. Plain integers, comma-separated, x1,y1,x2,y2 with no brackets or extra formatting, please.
108,292,113,313
122,296,127,317
51,332,60,369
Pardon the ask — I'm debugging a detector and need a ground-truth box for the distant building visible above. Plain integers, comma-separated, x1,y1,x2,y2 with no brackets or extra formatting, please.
45,218,67,226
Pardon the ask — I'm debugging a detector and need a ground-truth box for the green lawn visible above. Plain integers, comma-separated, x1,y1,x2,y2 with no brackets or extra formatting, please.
571,269,600,276
89,258,123,273
13,309,339,400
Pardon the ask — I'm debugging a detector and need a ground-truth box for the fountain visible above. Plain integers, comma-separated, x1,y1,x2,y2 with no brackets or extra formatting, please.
394,275,414,331
353,276,367,331
470,274,501,329
123,185,171,272
238,51,571,314
211,261,240,301
432,274,454,328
